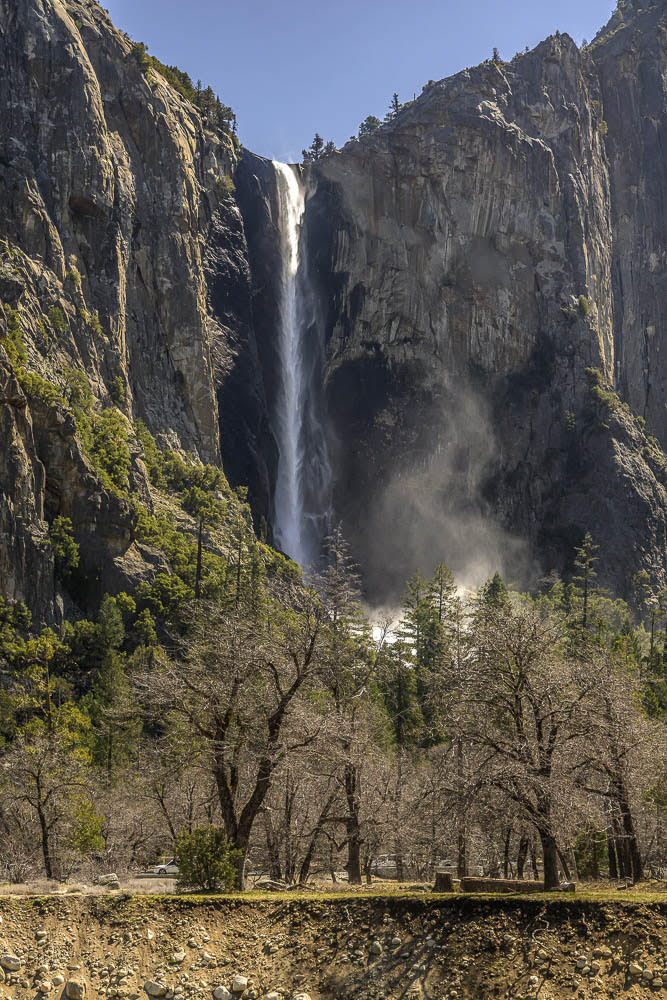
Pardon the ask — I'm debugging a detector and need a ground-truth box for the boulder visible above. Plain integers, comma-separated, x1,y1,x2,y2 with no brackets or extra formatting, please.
65,980,87,1000
144,982,168,997
0,955,22,972
97,873,119,885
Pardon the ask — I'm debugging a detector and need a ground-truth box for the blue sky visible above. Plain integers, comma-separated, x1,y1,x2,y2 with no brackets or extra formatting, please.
104,0,617,162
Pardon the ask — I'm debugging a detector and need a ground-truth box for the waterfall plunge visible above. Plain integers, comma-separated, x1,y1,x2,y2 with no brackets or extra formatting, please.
271,161,332,569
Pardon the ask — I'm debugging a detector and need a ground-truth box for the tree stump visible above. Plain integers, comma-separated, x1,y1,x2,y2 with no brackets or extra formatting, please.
434,872,454,892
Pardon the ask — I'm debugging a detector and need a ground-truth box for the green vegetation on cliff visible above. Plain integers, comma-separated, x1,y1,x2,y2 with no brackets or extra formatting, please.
130,41,236,135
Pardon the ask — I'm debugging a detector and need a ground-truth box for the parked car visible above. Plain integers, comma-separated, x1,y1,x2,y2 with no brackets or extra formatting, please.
154,859,179,876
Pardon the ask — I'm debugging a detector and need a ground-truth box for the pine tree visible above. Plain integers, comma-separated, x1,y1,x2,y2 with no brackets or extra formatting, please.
358,115,381,137
385,93,401,122
481,571,509,608
572,532,599,631
302,133,324,163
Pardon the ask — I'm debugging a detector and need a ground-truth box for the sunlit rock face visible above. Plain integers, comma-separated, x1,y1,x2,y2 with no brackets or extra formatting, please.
304,7,666,602
0,0,266,618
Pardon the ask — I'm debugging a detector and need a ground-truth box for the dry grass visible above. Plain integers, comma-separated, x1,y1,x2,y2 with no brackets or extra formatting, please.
1,875,664,905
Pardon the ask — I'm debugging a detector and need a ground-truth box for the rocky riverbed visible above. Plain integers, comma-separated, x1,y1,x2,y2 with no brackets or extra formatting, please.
0,894,664,1000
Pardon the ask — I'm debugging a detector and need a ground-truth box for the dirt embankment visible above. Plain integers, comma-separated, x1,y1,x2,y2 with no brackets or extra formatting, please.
0,894,664,1000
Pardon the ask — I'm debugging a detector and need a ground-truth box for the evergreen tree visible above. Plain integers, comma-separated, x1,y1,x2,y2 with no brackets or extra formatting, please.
384,93,401,121
572,532,599,632
358,115,381,137
480,571,509,608
302,133,324,162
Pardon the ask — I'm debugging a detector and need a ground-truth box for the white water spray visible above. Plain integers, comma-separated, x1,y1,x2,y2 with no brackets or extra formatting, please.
271,161,331,569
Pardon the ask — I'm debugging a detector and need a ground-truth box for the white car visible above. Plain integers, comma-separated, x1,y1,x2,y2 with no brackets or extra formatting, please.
154,859,179,876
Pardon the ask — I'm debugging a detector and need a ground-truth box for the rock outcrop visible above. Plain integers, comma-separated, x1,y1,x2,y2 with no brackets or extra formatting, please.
0,0,268,619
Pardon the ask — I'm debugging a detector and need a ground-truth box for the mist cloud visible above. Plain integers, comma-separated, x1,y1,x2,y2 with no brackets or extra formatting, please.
349,381,533,606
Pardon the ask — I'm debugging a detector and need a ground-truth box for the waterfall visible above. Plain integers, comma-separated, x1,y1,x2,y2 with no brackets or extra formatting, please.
271,161,332,569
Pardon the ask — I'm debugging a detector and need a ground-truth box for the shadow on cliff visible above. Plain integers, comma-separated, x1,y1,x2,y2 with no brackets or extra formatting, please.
337,381,532,604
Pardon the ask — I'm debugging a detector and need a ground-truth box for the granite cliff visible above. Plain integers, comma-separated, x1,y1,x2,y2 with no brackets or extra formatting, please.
0,0,665,620
0,0,271,621
240,0,667,601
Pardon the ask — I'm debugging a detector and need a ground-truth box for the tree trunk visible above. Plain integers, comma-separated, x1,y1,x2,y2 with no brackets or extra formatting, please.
195,515,203,600
557,846,571,881
37,806,53,880
530,841,539,880
517,834,529,880
395,751,405,882
364,857,373,884
503,826,512,878
457,830,467,879
344,762,362,885
540,830,559,890
456,736,467,878
346,826,362,885
395,853,405,881
263,812,282,881
106,728,113,780
612,814,630,879
607,830,619,879
618,784,643,882
231,834,249,890
298,793,335,885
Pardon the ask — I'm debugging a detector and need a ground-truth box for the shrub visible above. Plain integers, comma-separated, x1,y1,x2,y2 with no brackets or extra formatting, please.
174,826,241,891
136,573,193,621
578,294,590,317
81,310,103,337
217,174,235,197
109,375,126,405
585,366,620,413
131,608,158,647
65,367,93,411
50,516,79,579
162,450,226,492
66,268,82,290
18,371,67,408
67,795,106,856
48,305,68,335
131,41,151,72
2,308,27,367
90,408,131,492
135,419,166,487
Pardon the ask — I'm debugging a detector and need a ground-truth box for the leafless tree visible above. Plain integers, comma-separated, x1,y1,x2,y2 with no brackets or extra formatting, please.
135,584,325,886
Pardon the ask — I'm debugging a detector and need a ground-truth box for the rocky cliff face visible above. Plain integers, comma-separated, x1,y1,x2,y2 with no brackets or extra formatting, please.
0,0,271,620
298,1,667,601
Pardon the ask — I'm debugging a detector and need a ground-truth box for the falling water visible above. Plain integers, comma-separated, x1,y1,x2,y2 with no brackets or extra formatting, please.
271,161,332,569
